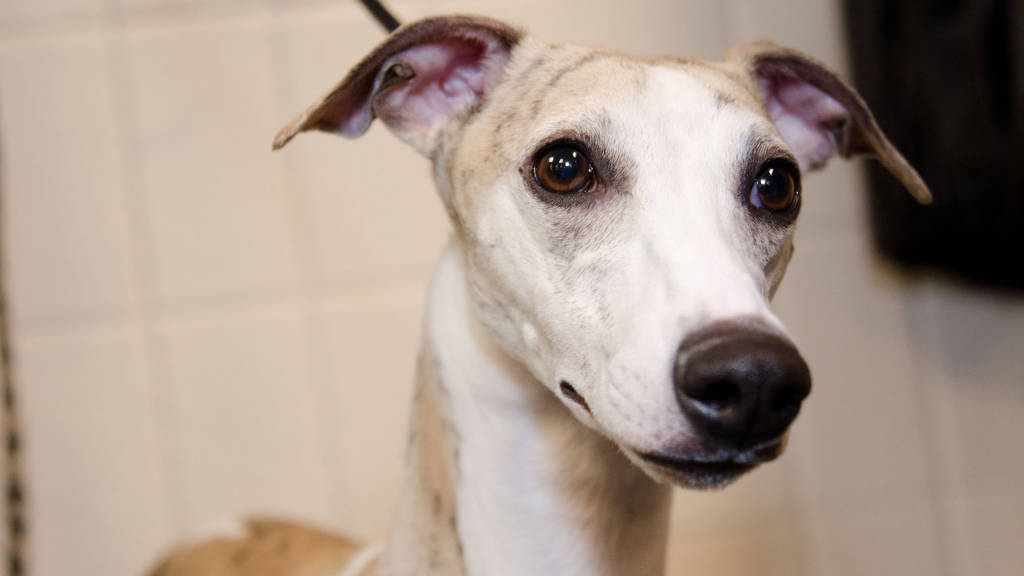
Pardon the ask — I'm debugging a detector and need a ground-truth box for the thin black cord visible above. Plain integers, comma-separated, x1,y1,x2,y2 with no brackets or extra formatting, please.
0,135,27,576
357,0,401,33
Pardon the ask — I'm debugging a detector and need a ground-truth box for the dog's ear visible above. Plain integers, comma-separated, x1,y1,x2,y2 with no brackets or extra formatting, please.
727,42,931,204
273,15,521,154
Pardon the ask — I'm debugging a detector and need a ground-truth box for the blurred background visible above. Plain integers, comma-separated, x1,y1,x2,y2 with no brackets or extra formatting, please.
0,0,1021,574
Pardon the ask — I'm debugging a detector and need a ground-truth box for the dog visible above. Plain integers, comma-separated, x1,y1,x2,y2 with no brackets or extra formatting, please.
148,14,930,576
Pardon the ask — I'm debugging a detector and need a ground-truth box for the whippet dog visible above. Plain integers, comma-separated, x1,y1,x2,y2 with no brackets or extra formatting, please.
149,15,930,576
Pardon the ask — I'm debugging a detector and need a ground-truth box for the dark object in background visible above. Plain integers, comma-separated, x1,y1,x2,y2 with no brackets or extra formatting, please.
358,0,401,32
844,0,1023,289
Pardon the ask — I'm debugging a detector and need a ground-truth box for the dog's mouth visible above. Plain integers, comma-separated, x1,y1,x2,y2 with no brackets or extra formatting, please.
559,381,591,414
636,442,784,488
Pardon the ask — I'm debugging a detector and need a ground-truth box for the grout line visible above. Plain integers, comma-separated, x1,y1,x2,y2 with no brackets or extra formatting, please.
10,308,142,341
265,9,344,522
101,7,188,539
12,272,433,339
271,1,431,526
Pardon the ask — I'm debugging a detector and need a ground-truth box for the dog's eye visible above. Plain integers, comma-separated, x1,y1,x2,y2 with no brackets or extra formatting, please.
534,145,595,194
750,163,799,211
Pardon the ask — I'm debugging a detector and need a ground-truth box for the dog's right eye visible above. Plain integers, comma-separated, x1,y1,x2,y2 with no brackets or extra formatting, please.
750,161,800,212
533,144,595,195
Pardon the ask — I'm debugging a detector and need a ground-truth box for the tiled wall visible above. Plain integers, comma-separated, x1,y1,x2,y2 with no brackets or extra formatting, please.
0,1,1021,575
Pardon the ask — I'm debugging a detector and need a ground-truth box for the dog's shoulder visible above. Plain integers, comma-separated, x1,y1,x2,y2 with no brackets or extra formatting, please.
146,517,377,576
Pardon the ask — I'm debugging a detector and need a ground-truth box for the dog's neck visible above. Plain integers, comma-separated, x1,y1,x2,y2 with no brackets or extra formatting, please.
380,242,673,576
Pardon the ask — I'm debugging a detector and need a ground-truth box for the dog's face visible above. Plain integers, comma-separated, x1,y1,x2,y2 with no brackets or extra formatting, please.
450,51,806,487
275,16,930,488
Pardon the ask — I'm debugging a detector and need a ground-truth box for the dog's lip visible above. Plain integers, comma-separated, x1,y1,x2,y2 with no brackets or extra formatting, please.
637,441,783,473
638,452,756,476
558,381,591,414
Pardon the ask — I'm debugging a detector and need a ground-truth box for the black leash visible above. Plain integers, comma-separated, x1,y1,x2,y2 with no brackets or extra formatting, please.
357,0,401,33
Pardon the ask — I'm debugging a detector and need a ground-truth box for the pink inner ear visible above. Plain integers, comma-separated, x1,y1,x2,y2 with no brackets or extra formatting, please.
760,72,850,170
374,37,495,137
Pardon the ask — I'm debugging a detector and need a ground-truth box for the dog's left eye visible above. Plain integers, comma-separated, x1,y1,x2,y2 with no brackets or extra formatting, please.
750,163,799,211
533,145,595,195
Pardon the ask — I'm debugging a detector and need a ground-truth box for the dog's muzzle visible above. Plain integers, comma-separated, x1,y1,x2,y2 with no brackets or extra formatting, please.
673,325,811,451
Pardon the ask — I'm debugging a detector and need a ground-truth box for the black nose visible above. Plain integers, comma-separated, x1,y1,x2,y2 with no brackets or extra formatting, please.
674,327,811,449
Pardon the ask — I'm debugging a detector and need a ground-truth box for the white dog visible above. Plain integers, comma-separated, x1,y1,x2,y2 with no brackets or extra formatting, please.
150,15,929,576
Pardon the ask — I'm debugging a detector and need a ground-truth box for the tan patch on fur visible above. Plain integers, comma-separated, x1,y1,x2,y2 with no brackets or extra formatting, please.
146,518,375,576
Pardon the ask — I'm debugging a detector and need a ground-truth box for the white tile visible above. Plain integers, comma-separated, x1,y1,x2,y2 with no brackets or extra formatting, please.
960,486,1024,576
111,0,267,16
772,232,931,504
0,0,100,23
726,0,847,68
395,0,730,57
16,323,170,576
902,280,1024,576
316,287,425,539
113,0,220,8
671,454,803,535
667,526,808,576
671,532,806,573
273,7,449,286
285,126,447,286
905,281,1024,491
157,305,333,530
122,17,299,303
510,0,729,58
802,488,941,576
919,283,1024,491
794,161,874,242
0,33,139,323
669,459,811,574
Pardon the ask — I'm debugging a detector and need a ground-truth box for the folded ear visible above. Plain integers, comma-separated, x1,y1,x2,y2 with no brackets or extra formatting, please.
273,15,521,155
727,42,931,204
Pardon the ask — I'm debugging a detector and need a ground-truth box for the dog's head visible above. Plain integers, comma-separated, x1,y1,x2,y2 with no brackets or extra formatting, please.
275,16,930,488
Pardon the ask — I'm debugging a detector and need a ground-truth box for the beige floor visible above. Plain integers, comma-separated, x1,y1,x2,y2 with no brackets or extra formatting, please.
0,0,1022,575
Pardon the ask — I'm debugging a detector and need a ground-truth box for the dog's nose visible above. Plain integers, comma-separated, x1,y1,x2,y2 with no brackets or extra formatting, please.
674,328,811,449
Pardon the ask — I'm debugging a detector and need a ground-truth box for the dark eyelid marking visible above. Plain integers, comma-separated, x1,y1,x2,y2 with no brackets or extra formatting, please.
522,124,635,206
